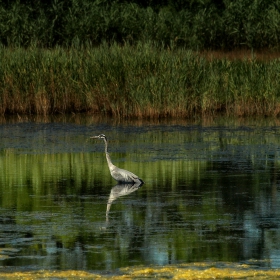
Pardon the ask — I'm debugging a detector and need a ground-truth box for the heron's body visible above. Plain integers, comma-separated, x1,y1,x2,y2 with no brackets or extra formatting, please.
91,134,144,184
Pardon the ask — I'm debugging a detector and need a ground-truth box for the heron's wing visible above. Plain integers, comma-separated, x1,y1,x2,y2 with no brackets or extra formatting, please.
121,169,139,179
110,167,140,183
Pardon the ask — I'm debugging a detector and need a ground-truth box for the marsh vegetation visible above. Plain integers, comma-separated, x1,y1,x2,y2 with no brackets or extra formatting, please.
1,43,280,117
1,0,280,50
1,0,280,118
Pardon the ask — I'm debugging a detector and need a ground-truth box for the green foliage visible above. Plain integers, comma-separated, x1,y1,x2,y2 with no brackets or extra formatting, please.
0,0,280,49
1,43,280,117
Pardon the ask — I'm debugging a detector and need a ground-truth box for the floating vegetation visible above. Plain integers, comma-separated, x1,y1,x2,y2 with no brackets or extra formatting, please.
0,262,280,279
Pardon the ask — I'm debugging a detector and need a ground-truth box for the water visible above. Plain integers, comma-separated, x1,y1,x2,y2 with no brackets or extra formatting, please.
0,116,280,274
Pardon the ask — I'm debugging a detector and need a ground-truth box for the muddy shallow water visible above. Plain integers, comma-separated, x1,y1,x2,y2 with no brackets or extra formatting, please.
0,116,280,277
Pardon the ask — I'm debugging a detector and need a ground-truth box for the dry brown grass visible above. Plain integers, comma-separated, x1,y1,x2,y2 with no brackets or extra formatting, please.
199,49,280,61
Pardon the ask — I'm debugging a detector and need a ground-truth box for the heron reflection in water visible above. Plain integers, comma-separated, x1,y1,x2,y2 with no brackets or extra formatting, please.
90,134,144,184
106,181,142,218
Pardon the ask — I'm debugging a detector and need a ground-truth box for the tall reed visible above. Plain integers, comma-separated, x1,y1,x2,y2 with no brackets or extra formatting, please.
0,0,280,50
1,43,280,118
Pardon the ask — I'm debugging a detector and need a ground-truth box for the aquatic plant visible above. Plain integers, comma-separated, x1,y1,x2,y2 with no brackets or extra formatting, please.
1,43,280,118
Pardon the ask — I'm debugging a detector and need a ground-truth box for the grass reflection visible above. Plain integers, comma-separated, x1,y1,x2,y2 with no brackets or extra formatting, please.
0,120,280,271
0,150,207,202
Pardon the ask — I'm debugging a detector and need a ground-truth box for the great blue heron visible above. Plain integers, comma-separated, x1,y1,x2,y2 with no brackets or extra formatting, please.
90,134,144,184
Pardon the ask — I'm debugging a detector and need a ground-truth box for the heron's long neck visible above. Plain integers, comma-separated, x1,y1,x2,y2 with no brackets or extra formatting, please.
103,138,109,153
104,138,115,168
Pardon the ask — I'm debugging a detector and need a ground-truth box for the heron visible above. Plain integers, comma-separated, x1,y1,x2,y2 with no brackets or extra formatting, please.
90,134,144,184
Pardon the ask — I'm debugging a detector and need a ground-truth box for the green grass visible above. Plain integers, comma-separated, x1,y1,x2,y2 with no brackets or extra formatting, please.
1,43,280,118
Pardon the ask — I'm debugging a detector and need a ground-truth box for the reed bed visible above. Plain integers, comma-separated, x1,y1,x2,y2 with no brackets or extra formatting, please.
1,0,280,50
1,43,280,118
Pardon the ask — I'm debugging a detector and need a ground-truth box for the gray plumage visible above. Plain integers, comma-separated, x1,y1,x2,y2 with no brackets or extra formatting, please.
91,134,144,184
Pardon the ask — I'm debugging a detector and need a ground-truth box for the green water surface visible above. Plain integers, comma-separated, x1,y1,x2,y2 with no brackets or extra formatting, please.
0,116,279,272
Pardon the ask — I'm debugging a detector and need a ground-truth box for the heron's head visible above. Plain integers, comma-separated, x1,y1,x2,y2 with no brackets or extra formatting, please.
90,134,107,141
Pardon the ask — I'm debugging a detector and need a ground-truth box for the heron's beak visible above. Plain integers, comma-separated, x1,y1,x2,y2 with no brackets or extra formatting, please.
90,136,99,139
